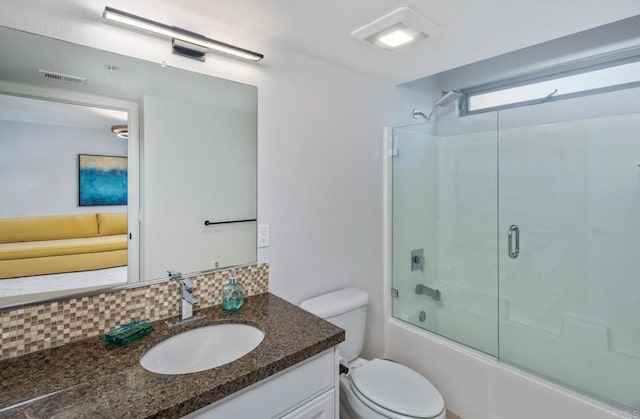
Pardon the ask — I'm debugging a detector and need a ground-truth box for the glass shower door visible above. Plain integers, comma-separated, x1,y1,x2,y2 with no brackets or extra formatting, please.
392,114,499,356
498,87,640,410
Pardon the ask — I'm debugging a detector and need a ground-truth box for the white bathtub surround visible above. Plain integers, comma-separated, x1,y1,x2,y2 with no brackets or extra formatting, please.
386,319,630,419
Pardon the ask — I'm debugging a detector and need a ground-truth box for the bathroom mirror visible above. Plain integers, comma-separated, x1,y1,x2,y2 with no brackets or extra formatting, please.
0,26,257,308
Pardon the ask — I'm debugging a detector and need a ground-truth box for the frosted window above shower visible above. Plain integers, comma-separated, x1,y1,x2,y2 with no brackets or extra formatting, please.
463,58,640,114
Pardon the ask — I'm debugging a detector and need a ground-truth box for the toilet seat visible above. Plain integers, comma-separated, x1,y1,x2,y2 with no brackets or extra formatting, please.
349,358,445,419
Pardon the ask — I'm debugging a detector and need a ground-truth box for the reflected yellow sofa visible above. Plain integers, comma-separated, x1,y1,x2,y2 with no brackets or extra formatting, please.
0,213,127,279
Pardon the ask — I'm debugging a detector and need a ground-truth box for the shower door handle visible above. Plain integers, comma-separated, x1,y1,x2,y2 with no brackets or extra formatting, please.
508,225,520,259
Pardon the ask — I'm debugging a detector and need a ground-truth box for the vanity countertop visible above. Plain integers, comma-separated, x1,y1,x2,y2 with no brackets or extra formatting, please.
0,293,344,418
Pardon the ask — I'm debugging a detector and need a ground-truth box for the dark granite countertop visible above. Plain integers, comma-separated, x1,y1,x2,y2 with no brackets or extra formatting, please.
0,293,344,418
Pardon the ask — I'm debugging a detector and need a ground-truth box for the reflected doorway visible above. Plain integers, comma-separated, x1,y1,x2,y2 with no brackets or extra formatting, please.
0,93,135,305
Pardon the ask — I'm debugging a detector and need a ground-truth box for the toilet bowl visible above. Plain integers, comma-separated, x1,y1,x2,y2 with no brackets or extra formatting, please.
300,288,446,419
340,358,446,419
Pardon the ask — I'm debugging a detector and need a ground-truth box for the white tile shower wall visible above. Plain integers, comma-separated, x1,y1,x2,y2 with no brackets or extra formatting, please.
435,126,498,355
497,109,640,409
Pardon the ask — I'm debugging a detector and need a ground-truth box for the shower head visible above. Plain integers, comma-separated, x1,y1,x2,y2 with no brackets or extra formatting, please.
412,109,428,119
412,90,463,121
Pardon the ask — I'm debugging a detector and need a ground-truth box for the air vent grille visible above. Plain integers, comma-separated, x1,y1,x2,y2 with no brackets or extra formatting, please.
38,69,87,84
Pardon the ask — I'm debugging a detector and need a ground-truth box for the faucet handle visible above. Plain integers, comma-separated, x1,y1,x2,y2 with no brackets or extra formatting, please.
167,270,182,280
181,277,194,290
182,287,199,305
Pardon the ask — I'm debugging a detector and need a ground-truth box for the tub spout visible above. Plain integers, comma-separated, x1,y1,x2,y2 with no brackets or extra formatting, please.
415,283,441,301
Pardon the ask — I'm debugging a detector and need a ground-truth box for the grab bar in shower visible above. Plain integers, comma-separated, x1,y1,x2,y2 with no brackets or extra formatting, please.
415,284,441,301
508,225,520,259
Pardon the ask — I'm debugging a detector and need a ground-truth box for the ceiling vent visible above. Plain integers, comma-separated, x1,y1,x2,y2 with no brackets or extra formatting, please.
38,69,87,84
351,7,442,51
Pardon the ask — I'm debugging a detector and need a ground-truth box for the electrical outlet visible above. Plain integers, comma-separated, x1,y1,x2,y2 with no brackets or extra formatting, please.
258,224,270,248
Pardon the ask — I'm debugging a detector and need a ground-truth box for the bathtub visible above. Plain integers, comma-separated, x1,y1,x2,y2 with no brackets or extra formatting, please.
384,318,636,419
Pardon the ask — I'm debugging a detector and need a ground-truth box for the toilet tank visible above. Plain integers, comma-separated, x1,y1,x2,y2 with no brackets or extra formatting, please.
300,288,369,362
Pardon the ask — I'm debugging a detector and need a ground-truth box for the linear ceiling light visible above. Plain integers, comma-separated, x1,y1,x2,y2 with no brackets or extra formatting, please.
102,7,264,62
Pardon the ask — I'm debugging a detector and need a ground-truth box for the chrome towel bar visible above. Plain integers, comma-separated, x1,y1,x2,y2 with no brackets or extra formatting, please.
204,219,257,226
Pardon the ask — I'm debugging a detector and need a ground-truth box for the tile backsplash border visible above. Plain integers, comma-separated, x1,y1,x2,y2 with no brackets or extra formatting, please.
0,263,268,360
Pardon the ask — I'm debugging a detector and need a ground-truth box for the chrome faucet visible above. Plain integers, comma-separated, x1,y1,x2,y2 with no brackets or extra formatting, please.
166,270,204,327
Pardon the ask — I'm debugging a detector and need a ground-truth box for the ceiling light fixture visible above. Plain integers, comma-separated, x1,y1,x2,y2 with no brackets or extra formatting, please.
102,7,264,62
111,125,129,139
378,28,414,48
352,7,441,51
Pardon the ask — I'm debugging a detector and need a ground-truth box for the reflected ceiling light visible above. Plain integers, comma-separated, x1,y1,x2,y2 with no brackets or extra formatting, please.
111,125,128,139
102,7,264,62
351,7,441,51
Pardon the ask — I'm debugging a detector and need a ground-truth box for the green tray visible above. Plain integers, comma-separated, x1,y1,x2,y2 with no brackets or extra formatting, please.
105,320,153,346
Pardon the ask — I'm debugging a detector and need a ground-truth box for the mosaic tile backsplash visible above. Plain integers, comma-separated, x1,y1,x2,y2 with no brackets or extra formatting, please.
0,263,268,360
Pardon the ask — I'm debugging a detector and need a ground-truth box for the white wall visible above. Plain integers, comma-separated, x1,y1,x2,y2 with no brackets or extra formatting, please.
253,44,429,358
0,0,432,357
141,95,257,280
438,14,640,91
0,120,127,217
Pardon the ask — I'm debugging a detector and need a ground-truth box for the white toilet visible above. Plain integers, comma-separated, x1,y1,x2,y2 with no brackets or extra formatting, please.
300,288,446,419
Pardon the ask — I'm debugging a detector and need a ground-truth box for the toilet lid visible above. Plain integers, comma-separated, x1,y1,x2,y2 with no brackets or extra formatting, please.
350,359,444,418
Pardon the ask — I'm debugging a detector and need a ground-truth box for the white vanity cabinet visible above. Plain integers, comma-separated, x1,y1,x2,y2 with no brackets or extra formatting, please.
280,388,334,419
185,348,339,419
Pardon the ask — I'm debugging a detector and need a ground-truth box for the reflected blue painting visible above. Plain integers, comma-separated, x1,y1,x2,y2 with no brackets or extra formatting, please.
79,154,127,206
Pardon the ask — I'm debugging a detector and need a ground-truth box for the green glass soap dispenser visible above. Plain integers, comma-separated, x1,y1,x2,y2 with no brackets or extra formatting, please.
222,268,244,311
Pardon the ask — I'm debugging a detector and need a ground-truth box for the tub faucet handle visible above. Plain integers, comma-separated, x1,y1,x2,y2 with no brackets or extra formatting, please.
411,249,425,272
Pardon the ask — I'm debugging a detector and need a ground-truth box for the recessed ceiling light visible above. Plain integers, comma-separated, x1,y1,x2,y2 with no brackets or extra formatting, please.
351,7,441,51
378,29,414,48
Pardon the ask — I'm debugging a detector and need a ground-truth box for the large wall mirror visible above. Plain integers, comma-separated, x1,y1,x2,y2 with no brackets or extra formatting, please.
0,26,257,308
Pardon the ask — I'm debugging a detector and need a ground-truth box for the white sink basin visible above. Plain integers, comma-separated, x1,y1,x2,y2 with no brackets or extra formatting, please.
140,324,264,375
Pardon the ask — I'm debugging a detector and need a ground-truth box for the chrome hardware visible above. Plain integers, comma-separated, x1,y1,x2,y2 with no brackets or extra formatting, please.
415,283,441,301
182,287,198,304
411,249,425,272
391,288,399,298
418,310,427,322
508,225,520,259
204,218,257,226
541,89,558,102
412,109,428,119
166,270,205,327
